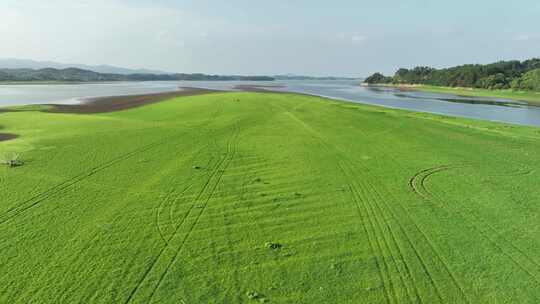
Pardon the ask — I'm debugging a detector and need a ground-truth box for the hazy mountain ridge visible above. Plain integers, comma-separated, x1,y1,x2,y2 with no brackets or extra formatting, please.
0,58,169,75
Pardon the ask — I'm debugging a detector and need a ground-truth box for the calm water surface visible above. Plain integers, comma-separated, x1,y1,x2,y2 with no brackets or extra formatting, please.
1,80,540,127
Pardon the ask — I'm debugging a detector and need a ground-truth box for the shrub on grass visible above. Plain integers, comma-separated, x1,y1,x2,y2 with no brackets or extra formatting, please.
1,153,23,167
265,242,283,250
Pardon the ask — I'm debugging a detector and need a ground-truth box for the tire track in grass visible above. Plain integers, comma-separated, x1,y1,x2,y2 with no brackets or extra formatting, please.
145,124,240,304
348,160,472,302
410,165,540,288
18,227,105,303
40,131,224,303
343,173,404,304
282,106,407,303
341,160,425,304
166,135,222,237
418,167,540,286
292,134,398,302
199,152,263,302
1,100,225,227
282,107,454,303
13,146,206,303
123,123,240,304
364,181,443,303
336,151,466,304
156,183,197,245
156,190,183,245
334,155,412,304
155,140,217,245
336,145,457,302
155,105,226,244
123,137,230,304
360,180,423,304
345,168,415,303
368,139,540,301
274,106,395,304
0,139,170,225
167,127,235,238
222,155,262,303
408,166,468,201
347,160,446,303
123,148,228,304
486,159,534,177
355,133,511,303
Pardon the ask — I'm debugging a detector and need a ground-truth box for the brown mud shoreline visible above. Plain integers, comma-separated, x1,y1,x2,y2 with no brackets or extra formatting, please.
0,133,18,142
0,85,287,144
1,85,292,116
46,87,221,114
233,84,287,92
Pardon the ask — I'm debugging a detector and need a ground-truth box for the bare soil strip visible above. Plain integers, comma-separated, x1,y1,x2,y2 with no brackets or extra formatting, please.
0,133,18,142
233,84,287,93
0,84,292,116
46,87,221,114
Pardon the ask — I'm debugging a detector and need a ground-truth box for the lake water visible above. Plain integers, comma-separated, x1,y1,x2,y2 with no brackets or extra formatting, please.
1,80,540,127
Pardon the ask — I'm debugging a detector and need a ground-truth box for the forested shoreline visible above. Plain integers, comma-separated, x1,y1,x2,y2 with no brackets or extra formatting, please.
364,58,540,91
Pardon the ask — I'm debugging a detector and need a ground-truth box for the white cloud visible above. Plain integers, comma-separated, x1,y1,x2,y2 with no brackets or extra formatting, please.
514,34,540,41
337,33,368,44
351,35,368,43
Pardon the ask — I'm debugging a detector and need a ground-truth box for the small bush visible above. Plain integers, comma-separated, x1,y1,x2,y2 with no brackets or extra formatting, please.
265,242,282,250
246,291,268,302
2,153,23,168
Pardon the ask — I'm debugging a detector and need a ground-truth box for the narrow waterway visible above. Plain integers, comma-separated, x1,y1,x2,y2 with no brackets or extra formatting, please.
1,80,540,127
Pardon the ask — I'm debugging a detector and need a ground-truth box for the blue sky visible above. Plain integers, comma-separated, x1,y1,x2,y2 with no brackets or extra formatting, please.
1,0,539,76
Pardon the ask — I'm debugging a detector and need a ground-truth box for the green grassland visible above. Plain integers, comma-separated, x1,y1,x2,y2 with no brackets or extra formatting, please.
407,85,540,105
1,92,540,303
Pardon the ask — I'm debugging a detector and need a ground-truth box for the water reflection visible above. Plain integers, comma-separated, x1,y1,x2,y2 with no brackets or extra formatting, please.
391,92,527,108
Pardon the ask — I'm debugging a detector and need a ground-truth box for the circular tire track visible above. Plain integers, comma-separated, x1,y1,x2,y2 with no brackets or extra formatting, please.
409,165,540,288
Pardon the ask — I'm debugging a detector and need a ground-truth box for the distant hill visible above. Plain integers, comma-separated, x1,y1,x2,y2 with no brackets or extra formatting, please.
274,74,358,81
0,67,275,82
0,58,169,75
0,68,123,82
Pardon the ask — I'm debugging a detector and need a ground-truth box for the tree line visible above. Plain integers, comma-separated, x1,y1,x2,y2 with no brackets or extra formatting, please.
364,58,540,91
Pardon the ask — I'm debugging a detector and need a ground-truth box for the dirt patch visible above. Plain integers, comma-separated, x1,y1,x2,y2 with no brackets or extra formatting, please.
0,84,311,116
234,85,321,100
234,84,287,93
46,87,221,114
0,133,18,142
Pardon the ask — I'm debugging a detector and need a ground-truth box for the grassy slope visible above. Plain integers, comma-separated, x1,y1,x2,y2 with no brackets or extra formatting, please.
407,85,540,105
1,92,540,303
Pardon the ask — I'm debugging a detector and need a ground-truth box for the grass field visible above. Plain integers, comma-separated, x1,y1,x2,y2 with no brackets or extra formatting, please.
405,85,540,105
1,92,540,303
